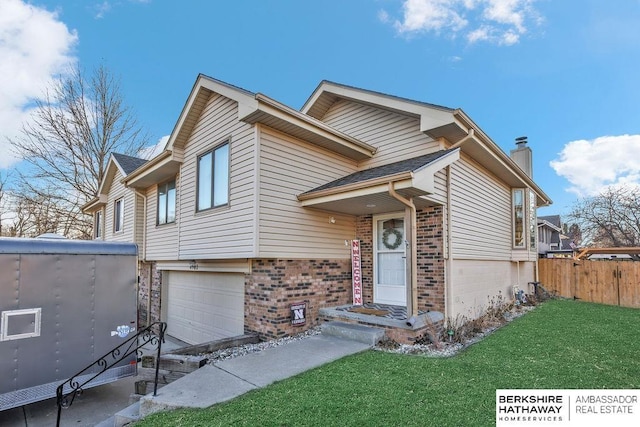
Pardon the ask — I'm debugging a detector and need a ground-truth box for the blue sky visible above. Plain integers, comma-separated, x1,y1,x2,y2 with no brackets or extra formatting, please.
2,0,640,216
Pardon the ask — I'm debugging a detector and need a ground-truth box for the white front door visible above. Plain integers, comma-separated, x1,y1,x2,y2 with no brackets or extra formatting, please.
374,214,406,306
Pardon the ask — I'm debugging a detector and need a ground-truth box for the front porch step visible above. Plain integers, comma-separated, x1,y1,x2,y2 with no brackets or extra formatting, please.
321,321,385,346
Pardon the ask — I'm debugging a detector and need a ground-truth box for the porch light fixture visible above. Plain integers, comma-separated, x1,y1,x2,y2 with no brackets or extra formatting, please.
329,216,336,224
366,204,376,208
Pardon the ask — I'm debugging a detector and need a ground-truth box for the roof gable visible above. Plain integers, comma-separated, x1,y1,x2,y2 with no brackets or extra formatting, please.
301,81,462,139
98,153,146,197
112,153,148,175
300,80,552,207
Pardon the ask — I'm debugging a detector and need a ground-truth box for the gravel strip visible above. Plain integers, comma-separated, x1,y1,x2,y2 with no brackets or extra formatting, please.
204,327,322,363
199,305,537,362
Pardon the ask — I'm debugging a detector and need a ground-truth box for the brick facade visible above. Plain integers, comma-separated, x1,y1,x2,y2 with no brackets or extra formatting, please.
141,207,444,343
416,206,445,312
245,259,352,339
355,206,445,313
138,261,162,328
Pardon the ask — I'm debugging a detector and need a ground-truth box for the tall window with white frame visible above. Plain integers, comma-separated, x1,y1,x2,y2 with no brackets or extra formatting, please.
114,198,124,233
528,189,536,251
95,210,102,239
512,189,525,248
158,179,176,225
197,142,229,211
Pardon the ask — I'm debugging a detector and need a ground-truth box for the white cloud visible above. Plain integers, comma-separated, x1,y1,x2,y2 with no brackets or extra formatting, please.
138,135,169,160
0,0,78,169
394,0,468,34
550,135,640,197
383,0,541,45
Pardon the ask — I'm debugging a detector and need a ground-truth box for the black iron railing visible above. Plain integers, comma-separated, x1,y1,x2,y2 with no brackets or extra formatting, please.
55,321,167,427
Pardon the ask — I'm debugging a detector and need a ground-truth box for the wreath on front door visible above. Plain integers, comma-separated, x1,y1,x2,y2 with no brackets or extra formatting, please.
382,228,403,250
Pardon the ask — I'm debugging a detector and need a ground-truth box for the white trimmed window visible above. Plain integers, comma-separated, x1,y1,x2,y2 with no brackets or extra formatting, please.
114,198,124,233
197,142,229,211
513,189,525,248
529,189,537,251
95,210,102,239
158,179,176,225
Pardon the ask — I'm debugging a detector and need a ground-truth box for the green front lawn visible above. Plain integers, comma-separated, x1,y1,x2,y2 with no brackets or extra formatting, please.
135,300,640,426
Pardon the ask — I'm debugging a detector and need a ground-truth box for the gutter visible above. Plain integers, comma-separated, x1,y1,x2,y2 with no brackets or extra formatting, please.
388,181,418,319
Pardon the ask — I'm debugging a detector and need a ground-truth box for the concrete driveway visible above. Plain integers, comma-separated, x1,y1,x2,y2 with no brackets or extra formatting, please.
0,375,138,427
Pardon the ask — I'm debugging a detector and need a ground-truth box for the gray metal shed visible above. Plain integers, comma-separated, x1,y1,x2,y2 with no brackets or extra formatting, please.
0,237,138,411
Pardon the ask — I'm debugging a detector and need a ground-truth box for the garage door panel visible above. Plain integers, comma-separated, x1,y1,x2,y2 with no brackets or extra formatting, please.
166,272,244,344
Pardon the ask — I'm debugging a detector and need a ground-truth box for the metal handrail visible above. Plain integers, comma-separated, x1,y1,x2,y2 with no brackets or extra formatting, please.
55,321,167,427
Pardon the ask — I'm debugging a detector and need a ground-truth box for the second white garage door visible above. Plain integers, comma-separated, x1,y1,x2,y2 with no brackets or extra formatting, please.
166,271,244,345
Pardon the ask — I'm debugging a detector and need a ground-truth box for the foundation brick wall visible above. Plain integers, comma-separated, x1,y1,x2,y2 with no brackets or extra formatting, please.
245,259,352,339
416,206,445,313
355,215,374,303
138,261,162,328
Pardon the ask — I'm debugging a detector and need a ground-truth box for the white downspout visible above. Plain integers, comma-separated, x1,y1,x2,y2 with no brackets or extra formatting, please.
388,182,418,319
445,165,453,320
134,189,150,325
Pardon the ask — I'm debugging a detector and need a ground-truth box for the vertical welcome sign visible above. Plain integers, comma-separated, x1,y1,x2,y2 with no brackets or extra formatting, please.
351,240,363,305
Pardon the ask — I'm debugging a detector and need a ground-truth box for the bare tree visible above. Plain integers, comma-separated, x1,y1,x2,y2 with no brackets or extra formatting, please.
0,172,9,236
567,186,640,247
9,64,148,238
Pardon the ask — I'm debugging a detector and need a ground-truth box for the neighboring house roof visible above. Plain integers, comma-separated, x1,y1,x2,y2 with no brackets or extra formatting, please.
537,218,562,233
538,215,561,229
112,153,148,175
302,150,455,195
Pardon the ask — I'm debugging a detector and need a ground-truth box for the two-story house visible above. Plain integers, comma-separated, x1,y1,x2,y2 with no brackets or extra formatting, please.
83,74,551,345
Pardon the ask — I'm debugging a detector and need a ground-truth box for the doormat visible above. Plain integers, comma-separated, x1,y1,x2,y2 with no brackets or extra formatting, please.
349,307,389,316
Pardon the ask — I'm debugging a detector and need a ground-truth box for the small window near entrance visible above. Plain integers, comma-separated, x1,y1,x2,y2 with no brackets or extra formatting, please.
379,219,405,251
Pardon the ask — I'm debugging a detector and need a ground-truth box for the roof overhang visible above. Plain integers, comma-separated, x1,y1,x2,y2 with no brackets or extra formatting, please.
298,149,460,215
241,94,376,161
81,195,107,214
435,111,553,207
124,150,182,189
301,81,552,208
302,80,456,139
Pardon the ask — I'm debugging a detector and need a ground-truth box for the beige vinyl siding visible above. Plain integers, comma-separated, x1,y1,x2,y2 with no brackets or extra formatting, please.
145,176,180,260
177,92,256,259
450,155,512,260
450,259,535,318
103,169,136,242
321,99,442,167
135,193,145,255
258,127,358,258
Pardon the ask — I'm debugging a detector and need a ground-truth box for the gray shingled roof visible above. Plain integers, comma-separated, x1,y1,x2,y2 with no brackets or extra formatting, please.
112,153,148,175
538,215,561,228
302,150,454,195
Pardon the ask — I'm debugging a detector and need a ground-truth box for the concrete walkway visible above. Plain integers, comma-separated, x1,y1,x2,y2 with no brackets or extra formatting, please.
138,334,373,417
0,324,381,426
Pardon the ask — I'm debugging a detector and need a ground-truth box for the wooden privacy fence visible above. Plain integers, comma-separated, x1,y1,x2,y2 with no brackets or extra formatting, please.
538,258,640,308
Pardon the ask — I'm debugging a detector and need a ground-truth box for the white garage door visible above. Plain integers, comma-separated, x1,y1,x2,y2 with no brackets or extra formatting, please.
166,271,244,345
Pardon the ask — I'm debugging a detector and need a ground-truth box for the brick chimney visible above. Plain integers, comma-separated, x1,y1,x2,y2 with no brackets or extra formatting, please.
510,136,532,177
